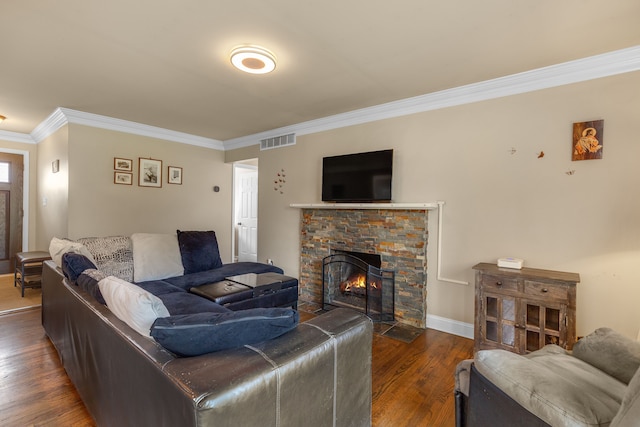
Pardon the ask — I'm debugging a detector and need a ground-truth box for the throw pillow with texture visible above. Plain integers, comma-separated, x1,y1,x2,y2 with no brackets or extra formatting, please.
77,236,135,282
150,308,299,356
98,276,170,337
176,230,223,274
131,233,184,282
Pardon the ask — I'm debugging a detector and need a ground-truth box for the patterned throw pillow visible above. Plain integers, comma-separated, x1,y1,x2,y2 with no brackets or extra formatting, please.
77,236,134,282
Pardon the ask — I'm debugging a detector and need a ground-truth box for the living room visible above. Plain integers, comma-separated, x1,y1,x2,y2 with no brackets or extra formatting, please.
24,65,640,341
1,1,640,425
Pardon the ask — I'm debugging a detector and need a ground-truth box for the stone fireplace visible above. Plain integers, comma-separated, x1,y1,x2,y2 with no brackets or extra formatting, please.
297,206,430,328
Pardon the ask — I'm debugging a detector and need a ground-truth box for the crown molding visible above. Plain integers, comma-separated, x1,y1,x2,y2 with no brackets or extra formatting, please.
29,108,225,150
223,45,640,150
5,45,639,150
0,129,38,144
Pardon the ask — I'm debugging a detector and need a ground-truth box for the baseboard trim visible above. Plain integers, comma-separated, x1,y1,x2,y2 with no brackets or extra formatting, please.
426,314,474,340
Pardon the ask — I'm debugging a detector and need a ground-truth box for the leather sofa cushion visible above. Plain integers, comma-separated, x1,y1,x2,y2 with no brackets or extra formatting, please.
150,308,299,356
475,345,626,427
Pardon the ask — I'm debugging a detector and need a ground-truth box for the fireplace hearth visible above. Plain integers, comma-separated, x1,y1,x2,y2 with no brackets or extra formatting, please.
322,251,394,322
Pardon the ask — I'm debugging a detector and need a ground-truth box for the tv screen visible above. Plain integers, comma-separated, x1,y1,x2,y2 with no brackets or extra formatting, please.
322,149,393,202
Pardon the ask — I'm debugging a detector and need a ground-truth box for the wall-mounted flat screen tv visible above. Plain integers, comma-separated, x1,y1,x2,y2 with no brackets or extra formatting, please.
322,149,393,202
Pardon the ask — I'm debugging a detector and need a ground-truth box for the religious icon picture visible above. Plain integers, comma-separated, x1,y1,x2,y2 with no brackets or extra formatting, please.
572,120,603,161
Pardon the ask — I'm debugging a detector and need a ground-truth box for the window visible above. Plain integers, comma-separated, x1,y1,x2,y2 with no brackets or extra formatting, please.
0,162,9,183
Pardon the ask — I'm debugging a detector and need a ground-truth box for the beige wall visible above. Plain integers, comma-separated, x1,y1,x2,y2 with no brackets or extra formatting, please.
36,126,70,249
37,124,234,262
0,138,39,251
229,71,640,339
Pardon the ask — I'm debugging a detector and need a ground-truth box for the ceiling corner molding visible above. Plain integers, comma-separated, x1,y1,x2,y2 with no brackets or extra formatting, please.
223,45,640,151
0,129,37,144
30,107,68,143
30,107,225,150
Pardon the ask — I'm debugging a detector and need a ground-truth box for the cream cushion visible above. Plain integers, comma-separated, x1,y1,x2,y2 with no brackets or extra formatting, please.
49,237,97,267
131,233,184,282
98,276,170,337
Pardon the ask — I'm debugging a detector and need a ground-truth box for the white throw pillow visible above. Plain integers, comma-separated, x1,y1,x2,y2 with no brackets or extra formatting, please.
49,237,97,267
131,233,184,282
98,276,170,337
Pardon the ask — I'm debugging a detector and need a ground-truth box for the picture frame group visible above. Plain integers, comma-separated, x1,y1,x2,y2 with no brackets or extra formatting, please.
113,157,182,186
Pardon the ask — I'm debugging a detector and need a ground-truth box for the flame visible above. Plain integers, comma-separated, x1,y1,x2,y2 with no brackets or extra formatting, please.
341,274,379,293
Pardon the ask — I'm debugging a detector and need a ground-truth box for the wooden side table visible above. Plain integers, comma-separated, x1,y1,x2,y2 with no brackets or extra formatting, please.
14,251,52,297
473,262,579,354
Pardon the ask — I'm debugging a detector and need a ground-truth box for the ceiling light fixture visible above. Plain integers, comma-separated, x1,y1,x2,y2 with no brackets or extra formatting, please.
230,45,277,74
0,115,5,123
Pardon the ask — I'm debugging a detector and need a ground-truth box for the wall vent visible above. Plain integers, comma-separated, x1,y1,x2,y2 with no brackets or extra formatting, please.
260,133,296,150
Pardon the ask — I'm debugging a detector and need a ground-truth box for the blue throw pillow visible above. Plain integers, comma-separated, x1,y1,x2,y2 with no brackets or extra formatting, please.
150,308,299,356
77,269,108,305
176,230,223,274
61,253,98,283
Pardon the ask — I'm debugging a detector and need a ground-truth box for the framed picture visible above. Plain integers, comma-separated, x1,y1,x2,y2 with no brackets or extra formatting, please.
114,172,133,185
572,120,604,161
138,158,162,188
114,157,133,171
168,166,183,185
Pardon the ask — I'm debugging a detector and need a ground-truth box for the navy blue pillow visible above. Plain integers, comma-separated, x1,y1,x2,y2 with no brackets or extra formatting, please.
76,270,108,305
61,253,97,283
150,308,299,356
176,230,223,274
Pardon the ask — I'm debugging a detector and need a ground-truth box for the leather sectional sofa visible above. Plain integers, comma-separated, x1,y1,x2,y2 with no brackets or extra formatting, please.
42,232,374,426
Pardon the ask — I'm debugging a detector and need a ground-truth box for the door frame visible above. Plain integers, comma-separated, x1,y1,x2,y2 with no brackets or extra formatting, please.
0,148,29,252
231,161,258,263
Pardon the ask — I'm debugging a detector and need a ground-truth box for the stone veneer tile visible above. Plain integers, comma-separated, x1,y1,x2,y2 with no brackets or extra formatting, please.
299,208,428,327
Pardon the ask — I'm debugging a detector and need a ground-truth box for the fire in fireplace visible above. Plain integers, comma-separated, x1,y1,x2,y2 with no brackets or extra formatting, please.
322,250,394,322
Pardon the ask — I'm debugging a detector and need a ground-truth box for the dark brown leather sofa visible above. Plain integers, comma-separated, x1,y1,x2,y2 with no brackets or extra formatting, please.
42,261,373,427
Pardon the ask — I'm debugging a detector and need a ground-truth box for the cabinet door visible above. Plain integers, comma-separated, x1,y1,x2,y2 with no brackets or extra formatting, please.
480,292,519,351
521,299,567,353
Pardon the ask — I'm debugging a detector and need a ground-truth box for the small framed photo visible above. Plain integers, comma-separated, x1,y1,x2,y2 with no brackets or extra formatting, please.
139,158,162,188
572,120,604,161
114,157,133,171
168,166,183,185
114,172,133,185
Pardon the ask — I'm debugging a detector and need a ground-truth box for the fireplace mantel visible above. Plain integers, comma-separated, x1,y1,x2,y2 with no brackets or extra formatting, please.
290,202,440,210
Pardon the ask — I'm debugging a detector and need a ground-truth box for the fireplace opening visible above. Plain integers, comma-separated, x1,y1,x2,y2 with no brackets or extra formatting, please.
322,250,394,322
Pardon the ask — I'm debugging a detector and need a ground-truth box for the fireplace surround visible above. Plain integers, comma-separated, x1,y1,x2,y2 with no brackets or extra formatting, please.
295,203,433,328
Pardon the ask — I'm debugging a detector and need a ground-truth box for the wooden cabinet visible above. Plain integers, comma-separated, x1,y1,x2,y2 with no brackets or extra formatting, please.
473,263,579,354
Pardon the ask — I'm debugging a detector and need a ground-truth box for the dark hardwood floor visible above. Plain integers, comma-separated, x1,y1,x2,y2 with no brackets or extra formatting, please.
0,307,473,426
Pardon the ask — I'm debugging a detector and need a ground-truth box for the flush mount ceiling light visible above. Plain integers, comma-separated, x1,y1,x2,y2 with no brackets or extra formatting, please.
230,45,277,74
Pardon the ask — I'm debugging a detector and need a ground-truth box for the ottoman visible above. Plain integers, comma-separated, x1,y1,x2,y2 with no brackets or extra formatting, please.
190,272,298,310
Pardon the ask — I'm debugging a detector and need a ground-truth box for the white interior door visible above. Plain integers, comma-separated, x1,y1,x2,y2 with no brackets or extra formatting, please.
235,165,258,262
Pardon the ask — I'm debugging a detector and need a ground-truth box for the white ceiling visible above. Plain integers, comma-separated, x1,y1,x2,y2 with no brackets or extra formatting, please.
1,0,639,145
